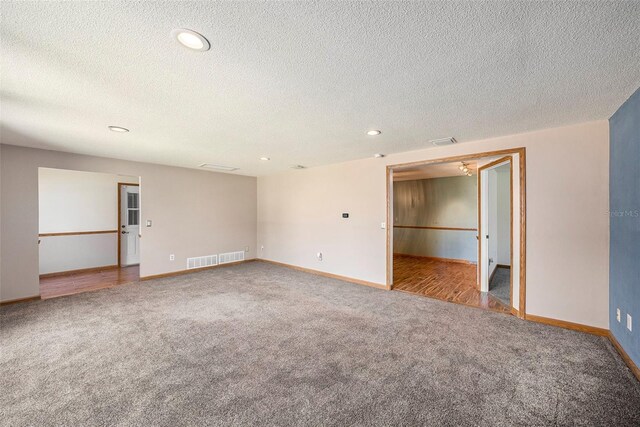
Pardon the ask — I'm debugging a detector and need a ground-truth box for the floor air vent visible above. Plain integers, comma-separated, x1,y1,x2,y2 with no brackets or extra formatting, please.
218,251,245,264
187,255,218,270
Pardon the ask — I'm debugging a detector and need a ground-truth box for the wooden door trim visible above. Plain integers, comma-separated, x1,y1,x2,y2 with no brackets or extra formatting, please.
117,182,139,267
393,225,477,231
386,147,526,320
39,230,117,237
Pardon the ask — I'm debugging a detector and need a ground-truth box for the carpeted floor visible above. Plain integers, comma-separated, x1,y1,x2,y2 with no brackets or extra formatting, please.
489,267,511,306
1,262,639,426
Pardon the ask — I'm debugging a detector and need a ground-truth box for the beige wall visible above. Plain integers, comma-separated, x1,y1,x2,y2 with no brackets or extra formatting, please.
258,121,610,328
0,144,257,302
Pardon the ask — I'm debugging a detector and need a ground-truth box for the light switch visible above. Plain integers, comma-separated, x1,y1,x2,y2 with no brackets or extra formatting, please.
381,222,386,229
146,220,152,227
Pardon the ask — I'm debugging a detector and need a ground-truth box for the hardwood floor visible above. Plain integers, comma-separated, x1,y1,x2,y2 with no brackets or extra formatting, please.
40,266,139,299
392,255,511,314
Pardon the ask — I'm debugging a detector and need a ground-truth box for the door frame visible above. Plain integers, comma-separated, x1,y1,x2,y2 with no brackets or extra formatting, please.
386,147,527,319
117,182,140,267
477,156,512,306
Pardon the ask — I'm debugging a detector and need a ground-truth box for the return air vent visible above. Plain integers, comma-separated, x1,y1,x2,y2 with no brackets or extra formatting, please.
429,137,457,146
187,254,218,270
218,251,245,264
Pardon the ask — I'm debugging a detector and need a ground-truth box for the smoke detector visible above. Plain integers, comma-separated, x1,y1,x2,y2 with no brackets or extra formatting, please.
429,137,457,147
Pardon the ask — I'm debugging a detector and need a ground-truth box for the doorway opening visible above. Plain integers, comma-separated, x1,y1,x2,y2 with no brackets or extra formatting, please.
386,148,526,317
38,168,141,299
478,157,513,308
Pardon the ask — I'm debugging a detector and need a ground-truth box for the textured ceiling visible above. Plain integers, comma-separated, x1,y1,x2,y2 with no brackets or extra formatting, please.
1,1,639,176
394,160,479,181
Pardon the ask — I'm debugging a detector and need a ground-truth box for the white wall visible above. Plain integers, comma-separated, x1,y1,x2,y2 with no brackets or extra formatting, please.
487,164,511,279
37,168,138,274
258,121,610,328
488,169,499,279
496,166,511,265
39,234,117,274
1,144,257,302
39,168,137,233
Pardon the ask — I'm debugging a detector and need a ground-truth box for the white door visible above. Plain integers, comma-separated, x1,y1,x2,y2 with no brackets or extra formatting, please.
120,185,140,266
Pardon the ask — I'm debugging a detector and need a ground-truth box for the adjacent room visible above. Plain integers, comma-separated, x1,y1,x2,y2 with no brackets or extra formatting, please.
391,155,515,314
1,1,639,425
38,168,141,299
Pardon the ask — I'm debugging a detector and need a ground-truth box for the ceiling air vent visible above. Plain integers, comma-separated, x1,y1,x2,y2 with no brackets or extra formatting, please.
199,163,239,172
429,137,457,147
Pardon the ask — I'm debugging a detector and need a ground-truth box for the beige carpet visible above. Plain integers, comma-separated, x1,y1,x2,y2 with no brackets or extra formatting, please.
1,261,639,426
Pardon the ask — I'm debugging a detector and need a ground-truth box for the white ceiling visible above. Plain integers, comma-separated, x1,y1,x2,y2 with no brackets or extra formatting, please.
1,1,639,176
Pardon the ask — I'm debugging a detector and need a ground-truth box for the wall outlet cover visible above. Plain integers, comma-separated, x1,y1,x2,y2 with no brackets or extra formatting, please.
169,254,175,261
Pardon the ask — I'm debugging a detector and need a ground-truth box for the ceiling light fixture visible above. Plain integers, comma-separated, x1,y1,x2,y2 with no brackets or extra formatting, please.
108,126,129,133
199,163,238,172
459,162,473,177
367,130,382,136
374,153,385,158
171,29,211,51
259,157,270,161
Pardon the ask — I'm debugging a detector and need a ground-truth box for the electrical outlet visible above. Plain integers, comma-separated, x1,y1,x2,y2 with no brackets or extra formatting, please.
617,308,621,322
169,254,175,261
261,245,264,252
317,252,323,261
627,314,632,332
245,246,250,252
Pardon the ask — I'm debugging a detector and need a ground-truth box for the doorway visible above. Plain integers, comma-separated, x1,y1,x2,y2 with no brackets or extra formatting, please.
386,148,526,318
478,158,512,308
118,183,140,267
37,168,140,299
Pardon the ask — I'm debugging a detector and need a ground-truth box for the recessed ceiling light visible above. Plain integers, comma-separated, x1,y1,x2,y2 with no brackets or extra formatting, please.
171,29,210,52
374,153,385,158
367,130,382,136
259,157,270,161
108,126,129,133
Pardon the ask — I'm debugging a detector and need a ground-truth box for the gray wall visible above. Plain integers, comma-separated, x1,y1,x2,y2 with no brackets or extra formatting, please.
0,144,257,302
393,176,477,262
609,87,640,367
